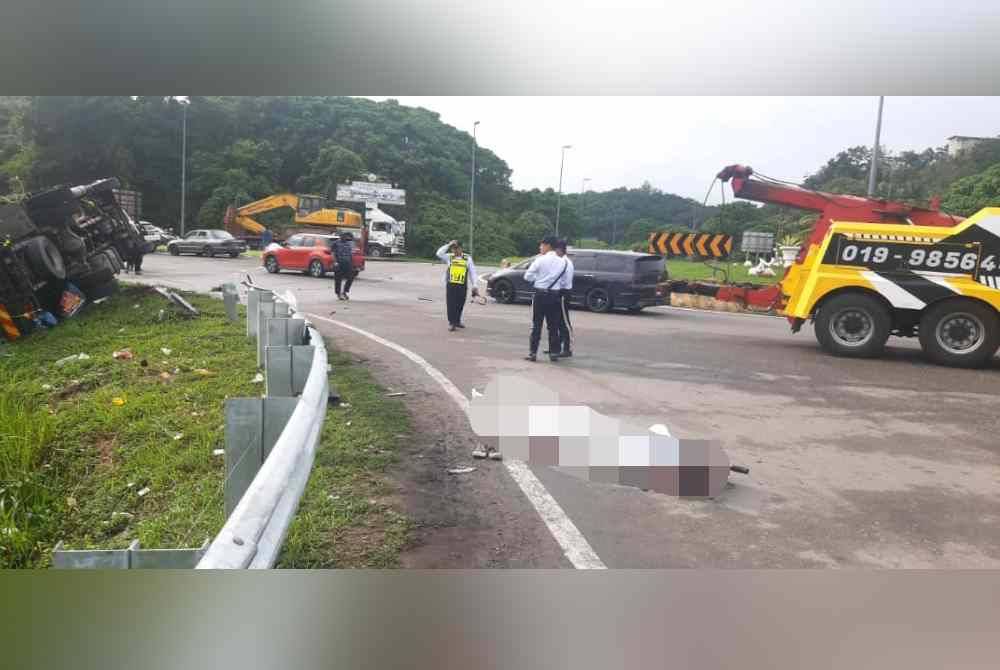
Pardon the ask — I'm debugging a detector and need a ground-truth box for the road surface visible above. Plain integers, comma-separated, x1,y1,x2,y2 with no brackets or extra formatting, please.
128,252,1000,568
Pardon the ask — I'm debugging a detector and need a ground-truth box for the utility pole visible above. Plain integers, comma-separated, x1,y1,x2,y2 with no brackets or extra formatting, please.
580,177,591,245
555,144,572,235
469,121,480,257
867,96,884,198
179,98,189,236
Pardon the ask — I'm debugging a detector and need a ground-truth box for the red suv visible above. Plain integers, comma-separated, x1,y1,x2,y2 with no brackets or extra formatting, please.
262,232,365,278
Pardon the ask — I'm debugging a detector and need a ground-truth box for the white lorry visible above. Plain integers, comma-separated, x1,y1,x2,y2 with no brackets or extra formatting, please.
364,203,406,257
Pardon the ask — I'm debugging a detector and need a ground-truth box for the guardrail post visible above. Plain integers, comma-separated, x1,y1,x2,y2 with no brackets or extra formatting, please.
265,345,316,397
224,397,300,517
257,300,292,366
52,539,210,569
222,282,239,322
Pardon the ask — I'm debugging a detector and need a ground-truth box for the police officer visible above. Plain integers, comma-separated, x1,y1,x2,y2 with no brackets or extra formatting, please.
545,238,574,358
332,231,356,300
524,235,570,362
436,239,479,331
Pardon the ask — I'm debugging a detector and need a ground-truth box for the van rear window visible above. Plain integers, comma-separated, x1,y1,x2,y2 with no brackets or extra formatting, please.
635,256,666,283
596,255,630,273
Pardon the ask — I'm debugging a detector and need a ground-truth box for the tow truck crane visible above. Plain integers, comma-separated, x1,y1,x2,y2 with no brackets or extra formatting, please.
711,165,1000,368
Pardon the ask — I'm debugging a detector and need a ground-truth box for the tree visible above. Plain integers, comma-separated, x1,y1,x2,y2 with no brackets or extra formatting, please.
509,212,552,255
941,164,1000,216
297,142,365,199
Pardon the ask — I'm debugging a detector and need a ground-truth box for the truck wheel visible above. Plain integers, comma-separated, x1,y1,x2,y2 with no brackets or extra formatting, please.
918,299,1000,368
368,245,384,258
24,236,66,280
586,287,610,313
814,292,891,358
493,279,514,304
264,255,280,274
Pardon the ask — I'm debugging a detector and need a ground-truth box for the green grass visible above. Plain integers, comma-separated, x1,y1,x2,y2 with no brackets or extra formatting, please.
0,285,259,568
277,349,412,568
666,258,781,285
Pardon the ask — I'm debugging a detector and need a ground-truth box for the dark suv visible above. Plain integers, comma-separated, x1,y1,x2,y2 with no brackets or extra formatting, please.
487,248,668,312
167,229,247,257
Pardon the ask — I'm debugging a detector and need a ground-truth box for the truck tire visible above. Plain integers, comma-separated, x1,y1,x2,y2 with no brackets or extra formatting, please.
368,245,384,258
918,299,1000,368
24,236,66,280
814,292,891,358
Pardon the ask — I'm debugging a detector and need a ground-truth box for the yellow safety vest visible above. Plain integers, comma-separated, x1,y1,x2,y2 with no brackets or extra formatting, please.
448,255,468,285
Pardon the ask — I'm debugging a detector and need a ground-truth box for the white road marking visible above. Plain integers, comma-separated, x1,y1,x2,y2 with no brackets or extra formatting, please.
307,313,607,570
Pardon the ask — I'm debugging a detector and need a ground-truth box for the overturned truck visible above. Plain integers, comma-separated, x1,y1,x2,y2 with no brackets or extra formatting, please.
0,177,145,340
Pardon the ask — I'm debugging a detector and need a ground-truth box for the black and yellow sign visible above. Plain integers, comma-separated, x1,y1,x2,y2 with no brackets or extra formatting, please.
648,232,733,258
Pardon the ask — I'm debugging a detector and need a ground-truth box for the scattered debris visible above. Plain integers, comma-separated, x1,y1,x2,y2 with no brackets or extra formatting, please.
55,353,90,367
93,297,110,305
159,371,172,380
212,449,225,457
136,487,151,497
251,373,264,384
118,328,126,333
41,384,52,391
385,392,407,397
140,359,148,367
471,388,484,398
173,433,183,441
340,403,351,408
345,421,352,427
193,368,213,376
154,287,200,317
448,467,477,475
418,297,434,302
111,397,126,406
133,304,140,309
112,348,134,360
158,309,166,322
161,348,172,356
66,496,77,509
112,512,134,519
327,494,341,501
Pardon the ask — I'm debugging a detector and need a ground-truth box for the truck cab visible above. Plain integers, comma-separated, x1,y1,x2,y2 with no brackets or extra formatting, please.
364,203,406,257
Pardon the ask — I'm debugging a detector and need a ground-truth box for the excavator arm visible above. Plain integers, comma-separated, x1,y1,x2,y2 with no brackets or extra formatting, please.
224,194,301,235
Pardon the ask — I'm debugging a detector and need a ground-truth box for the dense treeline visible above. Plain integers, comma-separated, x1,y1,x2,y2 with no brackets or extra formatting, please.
1,96,999,259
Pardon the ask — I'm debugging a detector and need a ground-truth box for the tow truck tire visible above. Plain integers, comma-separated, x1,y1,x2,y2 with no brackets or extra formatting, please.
368,245,384,258
918,299,1000,368
814,292,891,358
24,236,66,280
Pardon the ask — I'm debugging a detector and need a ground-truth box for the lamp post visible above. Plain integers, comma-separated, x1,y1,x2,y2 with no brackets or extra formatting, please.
179,98,190,237
867,96,884,198
555,144,572,235
580,177,591,244
469,121,480,257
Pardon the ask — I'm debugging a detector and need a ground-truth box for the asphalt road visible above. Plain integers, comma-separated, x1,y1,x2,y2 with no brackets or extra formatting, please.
130,252,1000,568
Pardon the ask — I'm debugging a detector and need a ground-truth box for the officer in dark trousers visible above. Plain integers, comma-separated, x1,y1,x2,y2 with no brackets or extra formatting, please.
524,235,569,362
436,239,479,331
332,231,356,300
545,238,574,357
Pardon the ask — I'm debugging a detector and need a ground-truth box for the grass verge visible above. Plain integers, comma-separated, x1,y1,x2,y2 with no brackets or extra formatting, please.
666,258,781,285
0,285,258,568
277,349,412,568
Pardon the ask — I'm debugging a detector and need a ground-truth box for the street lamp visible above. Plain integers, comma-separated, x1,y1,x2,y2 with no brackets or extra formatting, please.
580,177,591,244
178,97,190,237
469,121,480,257
555,144,572,235
867,96,884,197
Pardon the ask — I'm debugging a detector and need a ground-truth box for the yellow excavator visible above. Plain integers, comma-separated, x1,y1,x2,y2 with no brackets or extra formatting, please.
223,193,366,248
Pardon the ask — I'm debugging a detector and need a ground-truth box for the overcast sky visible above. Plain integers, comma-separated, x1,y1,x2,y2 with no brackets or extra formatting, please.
365,97,1000,204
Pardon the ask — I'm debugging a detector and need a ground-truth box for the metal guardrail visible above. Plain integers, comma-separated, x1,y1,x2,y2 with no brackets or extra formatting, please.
196,286,328,569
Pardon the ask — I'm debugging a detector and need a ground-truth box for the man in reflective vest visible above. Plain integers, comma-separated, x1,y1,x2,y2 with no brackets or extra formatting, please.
436,239,479,331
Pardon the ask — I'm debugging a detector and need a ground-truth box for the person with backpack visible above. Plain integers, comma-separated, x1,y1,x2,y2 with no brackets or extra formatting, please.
436,239,479,331
523,235,569,362
332,231,356,300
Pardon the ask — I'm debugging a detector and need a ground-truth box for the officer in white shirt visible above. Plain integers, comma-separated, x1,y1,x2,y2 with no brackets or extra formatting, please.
523,235,570,362
436,239,479,331
545,238,574,358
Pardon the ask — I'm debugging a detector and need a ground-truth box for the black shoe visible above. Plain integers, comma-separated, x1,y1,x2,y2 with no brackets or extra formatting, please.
559,350,573,358
343,293,349,301
525,354,537,362
449,324,456,332
549,354,560,362
456,323,465,328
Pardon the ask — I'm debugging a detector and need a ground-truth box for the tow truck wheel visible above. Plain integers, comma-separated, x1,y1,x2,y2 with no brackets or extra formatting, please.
814,292,891,358
918,299,1000,368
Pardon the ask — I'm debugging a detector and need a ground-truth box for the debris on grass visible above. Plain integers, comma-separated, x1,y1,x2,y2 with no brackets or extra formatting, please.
447,467,477,475
136,487,150,497
161,348,172,356
193,368,214,377
112,348,134,360
252,373,264,383
385,392,406,397
111,397,126,406
212,449,224,457
173,433,183,441
55,353,90,367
